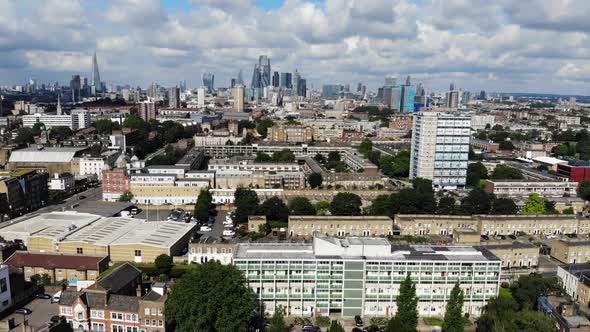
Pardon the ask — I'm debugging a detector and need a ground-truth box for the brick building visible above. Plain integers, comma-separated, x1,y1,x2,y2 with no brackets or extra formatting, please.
4,252,108,282
102,169,130,202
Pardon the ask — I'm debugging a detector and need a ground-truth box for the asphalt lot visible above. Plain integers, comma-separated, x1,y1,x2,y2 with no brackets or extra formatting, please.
195,210,226,239
7,298,57,332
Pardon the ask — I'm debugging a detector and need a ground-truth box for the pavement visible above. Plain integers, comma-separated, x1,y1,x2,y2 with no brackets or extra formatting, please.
6,298,57,332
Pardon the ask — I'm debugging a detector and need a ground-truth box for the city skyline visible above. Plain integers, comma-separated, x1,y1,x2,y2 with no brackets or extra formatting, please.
1,1,590,95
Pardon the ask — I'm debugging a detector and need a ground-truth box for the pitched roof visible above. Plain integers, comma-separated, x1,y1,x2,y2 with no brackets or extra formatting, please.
9,147,86,163
98,262,141,293
5,252,107,270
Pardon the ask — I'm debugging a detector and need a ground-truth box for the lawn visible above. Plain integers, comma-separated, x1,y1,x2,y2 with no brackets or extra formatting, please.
423,317,444,326
499,287,513,299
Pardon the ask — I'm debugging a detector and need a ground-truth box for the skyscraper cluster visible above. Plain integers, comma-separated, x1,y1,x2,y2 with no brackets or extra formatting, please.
381,75,416,113
202,73,215,92
251,55,271,89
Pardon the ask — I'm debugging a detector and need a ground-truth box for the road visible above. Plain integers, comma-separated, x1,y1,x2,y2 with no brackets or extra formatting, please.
194,210,226,239
7,298,57,332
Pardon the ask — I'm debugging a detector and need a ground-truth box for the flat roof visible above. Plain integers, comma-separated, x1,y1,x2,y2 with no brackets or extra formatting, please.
482,242,537,250
0,211,101,243
62,217,143,246
9,147,86,163
532,156,567,165
111,221,195,248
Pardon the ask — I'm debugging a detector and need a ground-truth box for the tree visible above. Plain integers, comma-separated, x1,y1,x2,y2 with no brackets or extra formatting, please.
315,201,330,215
394,188,437,214
258,196,289,222
326,320,345,332
490,197,517,214
328,151,341,163
442,283,464,332
255,152,272,162
123,114,147,130
272,149,295,162
194,190,213,224
387,274,418,332
234,188,259,224
308,173,323,188
118,191,133,202
437,196,457,215
329,192,362,216
359,138,373,156
94,119,120,134
15,128,36,145
380,150,411,178
490,164,524,180
240,132,254,145
412,178,433,194
256,119,274,138
165,261,256,332
268,305,286,332
578,180,590,201
466,162,488,187
367,194,394,216
460,188,492,214
154,254,173,275
563,207,575,214
313,153,326,164
289,197,316,215
521,193,546,215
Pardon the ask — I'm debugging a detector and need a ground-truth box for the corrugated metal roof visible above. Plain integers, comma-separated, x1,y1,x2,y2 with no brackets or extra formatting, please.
9,147,86,163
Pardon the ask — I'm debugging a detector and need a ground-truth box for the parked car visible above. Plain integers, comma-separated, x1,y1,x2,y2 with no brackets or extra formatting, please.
223,230,235,237
36,293,51,299
508,234,517,240
51,291,61,303
481,235,489,241
352,328,363,332
363,326,383,332
200,226,212,232
301,326,321,332
355,315,364,327
15,308,32,315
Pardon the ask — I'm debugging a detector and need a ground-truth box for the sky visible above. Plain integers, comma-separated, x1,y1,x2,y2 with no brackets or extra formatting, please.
1,0,590,95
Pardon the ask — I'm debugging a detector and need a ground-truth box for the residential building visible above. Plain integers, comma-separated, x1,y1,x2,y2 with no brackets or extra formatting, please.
549,197,586,213
394,215,479,236
58,263,167,332
188,236,235,265
22,110,91,130
388,114,413,131
4,252,108,283
234,236,501,317
470,139,499,154
269,125,313,143
470,115,496,130
49,172,75,191
409,111,471,189
0,169,48,216
102,169,131,202
552,240,590,264
233,85,245,112
482,242,539,270
484,179,578,198
0,265,11,312
557,263,590,302
138,102,157,122
130,173,209,205
288,216,393,238
168,87,180,108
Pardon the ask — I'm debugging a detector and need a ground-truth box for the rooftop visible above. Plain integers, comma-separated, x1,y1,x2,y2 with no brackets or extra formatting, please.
9,147,87,163
5,251,107,270
289,216,392,223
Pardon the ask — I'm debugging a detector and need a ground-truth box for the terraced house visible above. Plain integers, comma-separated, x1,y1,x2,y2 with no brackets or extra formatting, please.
234,236,501,318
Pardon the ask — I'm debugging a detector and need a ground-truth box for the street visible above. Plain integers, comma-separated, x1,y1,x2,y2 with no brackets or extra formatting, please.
6,298,57,332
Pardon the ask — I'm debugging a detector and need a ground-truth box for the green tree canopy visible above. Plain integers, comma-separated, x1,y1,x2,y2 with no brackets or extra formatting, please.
315,201,330,215
326,320,345,332
258,196,289,222
272,149,295,162
288,197,316,215
94,119,120,134
255,152,272,162
437,196,457,215
460,188,492,214
490,197,517,214
194,190,213,224
234,188,259,224
367,194,394,216
387,274,418,332
466,162,489,187
490,164,524,180
308,173,323,188
268,305,286,332
122,114,148,130
165,261,256,332
256,119,274,138
521,193,546,215
359,138,373,156
118,191,133,202
154,254,173,274
442,283,465,332
380,150,411,178
578,180,590,201
329,192,362,216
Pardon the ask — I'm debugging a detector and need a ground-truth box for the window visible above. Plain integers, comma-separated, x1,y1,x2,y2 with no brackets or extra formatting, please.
144,308,150,315
158,308,163,316
61,307,72,315
91,310,104,319
0,278,6,293
151,308,156,315
145,320,150,326
76,247,83,254
134,250,141,257
158,320,163,327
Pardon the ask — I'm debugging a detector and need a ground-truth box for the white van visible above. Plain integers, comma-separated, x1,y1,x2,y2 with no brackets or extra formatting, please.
51,291,61,303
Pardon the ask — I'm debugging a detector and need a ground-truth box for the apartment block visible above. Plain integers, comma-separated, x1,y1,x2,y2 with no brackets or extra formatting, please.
482,242,539,270
130,173,208,205
409,111,471,189
288,216,393,238
269,125,313,143
394,215,479,236
102,169,131,202
557,263,590,302
552,240,590,264
234,236,501,317
484,179,578,198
